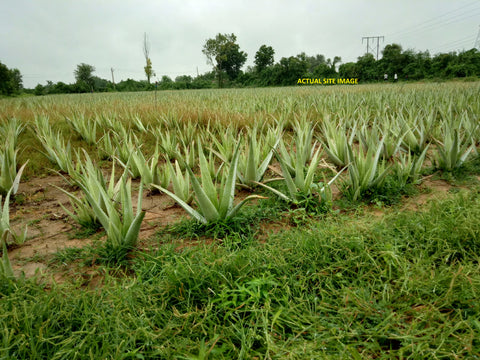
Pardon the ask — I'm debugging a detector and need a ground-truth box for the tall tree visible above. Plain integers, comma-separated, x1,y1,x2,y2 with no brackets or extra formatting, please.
338,62,357,78
143,33,155,84
381,43,404,76
355,53,378,81
305,54,326,73
254,45,275,72
272,54,309,86
202,33,247,87
0,62,22,96
74,63,95,92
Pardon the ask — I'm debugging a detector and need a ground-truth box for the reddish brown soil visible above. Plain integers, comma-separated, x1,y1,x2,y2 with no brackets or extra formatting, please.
7,174,188,282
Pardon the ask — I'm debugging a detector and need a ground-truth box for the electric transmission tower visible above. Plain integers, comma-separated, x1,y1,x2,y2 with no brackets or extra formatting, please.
362,36,385,60
475,26,480,50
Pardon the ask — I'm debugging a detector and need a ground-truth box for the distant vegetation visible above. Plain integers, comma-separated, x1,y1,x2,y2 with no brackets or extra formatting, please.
2,34,480,97
0,62,22,96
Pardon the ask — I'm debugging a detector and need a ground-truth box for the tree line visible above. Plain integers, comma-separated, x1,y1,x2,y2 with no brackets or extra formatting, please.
1,33,479,97
0,62,22,96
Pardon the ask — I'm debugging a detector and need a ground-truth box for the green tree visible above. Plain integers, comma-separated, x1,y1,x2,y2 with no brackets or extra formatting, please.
202,33,247,87
305,54,326,73
174,75,193,89
380,43,404,77
311,56,341,78
0,62,22,96
8,68,23,94
355,53,378,81
272,53,308,85
143,33,155,84
144,58,155,84
0,62,9,95
159,75,173,90
454,49,480,77
403,50,430,80
254,45,275,72
74,63,95,92
431,52,457,78
338,62,357,78
34,84,45,96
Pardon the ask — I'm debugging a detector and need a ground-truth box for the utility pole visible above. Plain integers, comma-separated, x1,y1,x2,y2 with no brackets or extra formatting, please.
362,36,385,60
110,67,115,90
474,25,480,51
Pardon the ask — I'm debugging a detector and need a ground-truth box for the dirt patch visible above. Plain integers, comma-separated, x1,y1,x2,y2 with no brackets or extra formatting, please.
13,262,48,278
6,174,190,282
9,175,86,267
401,178,453,212
258,219,289,242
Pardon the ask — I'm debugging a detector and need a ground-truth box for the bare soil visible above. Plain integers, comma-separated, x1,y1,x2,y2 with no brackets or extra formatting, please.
7,174,188,282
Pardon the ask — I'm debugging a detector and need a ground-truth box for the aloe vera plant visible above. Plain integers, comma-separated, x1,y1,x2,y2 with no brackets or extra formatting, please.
344,139,392,201
359,122,404,160
256,145,344,207
132,113,148,133
0,117,25,149
175,120,198,146
34,116,74,173
0,118,27,196
1,189,27,245
215,129,279,189
176,139,197,170
320,119,356,168
111,130,141,166
153,143,262,224
80,175,145,251
61,190,100,229
0,141,28,196
118,144,171,189
398,111,434,156
66,113,97,145
278,120,317,175
394,146,429,187
208,125,238,162
1,231,14,280
434,125,475,172
58,151,124,229
166,159,193,204
155,161,172,190
97,131,116,160
96,112,126,135
151,127,179,160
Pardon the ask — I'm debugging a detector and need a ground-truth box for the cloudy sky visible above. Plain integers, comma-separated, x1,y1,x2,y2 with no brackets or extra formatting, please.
1,0,479,88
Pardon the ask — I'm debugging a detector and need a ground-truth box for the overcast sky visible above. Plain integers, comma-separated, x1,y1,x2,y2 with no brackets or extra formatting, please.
1,0,479,88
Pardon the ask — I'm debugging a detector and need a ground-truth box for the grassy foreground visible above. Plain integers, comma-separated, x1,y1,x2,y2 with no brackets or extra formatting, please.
1,188,480,359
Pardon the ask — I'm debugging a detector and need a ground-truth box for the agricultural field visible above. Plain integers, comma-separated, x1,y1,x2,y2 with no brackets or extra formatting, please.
1,82,480,358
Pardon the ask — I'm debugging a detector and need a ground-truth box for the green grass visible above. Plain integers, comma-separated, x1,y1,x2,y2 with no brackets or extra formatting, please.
1,189,480,358
162,195,283,241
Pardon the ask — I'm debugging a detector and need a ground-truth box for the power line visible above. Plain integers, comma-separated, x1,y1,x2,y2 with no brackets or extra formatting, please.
386,1,480,39
429,34,477,53
391,9,480,45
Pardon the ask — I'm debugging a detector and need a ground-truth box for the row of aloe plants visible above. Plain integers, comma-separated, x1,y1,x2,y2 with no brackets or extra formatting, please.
31,110,480,225
0,119,28,279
